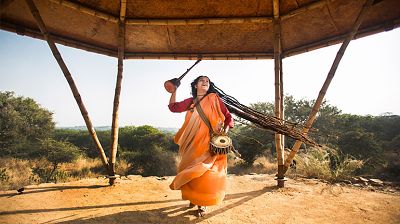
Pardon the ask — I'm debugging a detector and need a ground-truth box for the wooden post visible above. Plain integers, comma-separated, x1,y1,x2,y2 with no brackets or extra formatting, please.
273,0,285,187
108,0,126,185
283,0,375,173
24,0,110,171
280,55,285,160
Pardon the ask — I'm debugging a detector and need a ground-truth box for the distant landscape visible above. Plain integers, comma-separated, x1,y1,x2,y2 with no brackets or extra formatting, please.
57,126,179,133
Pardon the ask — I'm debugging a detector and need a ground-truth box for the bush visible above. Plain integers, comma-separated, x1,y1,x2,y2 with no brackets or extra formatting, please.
294,146,363,182
38,138,81,182
338,131,383,173
233,125,274,166
0,168,9,182
0,157,39,190
32,166,70,183
123,145,177,177
228,156,277,175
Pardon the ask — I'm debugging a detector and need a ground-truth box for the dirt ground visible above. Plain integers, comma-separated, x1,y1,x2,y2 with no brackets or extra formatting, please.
0,174,399,224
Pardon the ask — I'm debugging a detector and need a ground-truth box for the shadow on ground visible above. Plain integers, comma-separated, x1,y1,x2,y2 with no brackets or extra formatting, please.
50,186,278,224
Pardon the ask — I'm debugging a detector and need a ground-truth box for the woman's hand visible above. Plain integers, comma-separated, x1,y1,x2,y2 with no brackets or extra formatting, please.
224,126,229,134
215,120,229,134
215,120,224,134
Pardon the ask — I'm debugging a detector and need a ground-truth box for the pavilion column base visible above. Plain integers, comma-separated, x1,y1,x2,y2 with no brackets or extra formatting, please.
276,165,286,188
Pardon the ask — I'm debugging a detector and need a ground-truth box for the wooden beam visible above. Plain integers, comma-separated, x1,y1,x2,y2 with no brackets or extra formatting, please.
24,0,110,173
124,52,274,60
283,0,375,173
109,0,126,185
126,17,273,26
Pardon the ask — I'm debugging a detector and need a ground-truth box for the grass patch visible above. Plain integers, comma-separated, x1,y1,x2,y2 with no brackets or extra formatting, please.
229,156,277,175
288,146,364,182
0,157,131,190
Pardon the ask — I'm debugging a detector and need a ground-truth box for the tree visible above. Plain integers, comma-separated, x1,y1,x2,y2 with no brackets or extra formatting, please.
122,144,176,177
0,91,55,157
119,125,177,153
38,138,81,182
283,95,342,145
337,130,383,172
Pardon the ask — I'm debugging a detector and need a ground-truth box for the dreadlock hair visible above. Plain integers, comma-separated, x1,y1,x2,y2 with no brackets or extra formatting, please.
188,75,318,146
211,82,319,146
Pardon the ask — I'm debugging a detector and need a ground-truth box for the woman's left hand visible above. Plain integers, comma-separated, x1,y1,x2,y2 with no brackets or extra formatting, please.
215,120,224,134
224,126,229,134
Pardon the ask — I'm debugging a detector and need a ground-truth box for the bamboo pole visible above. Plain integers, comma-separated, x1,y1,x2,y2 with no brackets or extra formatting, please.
283,0,375,173
109,0,126,185
126,17,273,26
273,0,285,188
24,0,110,172
279,55,285,155
124,52,274,60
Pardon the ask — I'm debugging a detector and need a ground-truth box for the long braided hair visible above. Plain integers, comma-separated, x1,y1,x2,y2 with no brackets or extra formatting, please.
189,75,318,146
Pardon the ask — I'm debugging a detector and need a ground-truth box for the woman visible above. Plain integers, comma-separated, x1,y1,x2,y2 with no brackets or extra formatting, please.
168,76,234,217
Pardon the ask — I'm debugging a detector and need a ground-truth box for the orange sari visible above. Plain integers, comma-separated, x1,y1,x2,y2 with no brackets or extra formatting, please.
169,93,227,206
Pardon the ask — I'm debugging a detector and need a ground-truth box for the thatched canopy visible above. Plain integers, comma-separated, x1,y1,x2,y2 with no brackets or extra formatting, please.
1,0,399,60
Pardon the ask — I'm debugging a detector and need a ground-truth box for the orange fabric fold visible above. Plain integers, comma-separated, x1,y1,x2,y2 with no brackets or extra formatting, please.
169,93,227,206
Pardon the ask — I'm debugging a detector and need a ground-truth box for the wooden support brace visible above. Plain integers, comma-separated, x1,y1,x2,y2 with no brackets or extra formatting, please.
24,0,110,173
283,0,375,174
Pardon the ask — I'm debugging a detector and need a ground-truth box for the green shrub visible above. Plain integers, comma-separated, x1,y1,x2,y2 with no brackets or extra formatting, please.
294,146,363,182
32,166,70,183
295,147,332,180
123,145,177,177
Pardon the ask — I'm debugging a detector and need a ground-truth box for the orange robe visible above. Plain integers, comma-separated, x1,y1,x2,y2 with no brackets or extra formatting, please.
169,93,228,206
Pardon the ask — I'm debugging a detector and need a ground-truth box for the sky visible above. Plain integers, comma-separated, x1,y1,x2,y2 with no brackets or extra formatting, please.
0,28,399,128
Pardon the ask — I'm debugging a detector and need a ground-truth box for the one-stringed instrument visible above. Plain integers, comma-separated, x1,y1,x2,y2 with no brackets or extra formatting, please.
164,59,201,93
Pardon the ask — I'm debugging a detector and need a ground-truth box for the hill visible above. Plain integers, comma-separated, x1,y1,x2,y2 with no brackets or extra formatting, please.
0,174,399,224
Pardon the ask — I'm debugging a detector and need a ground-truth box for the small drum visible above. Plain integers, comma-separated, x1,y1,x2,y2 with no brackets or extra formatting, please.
210,134,233,155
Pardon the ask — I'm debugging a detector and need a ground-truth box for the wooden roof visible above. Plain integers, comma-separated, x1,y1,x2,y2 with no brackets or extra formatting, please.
1,0,399,59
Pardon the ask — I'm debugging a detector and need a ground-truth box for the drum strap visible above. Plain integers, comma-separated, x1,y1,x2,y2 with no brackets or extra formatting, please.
194,98,213,135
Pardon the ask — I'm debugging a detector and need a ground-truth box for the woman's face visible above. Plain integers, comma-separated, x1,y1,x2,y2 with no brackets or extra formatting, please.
195,76,210,94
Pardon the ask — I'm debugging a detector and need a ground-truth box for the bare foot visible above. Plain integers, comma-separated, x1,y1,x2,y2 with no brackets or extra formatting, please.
197,206,207,217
